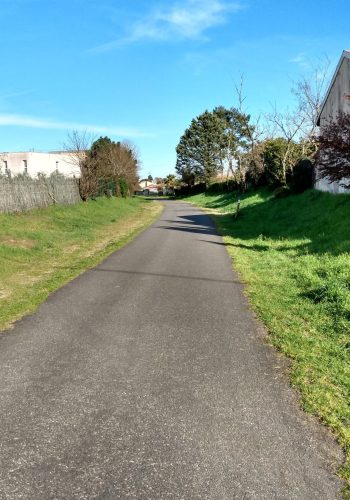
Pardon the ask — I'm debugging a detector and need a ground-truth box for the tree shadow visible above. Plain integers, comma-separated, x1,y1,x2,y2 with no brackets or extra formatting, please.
204,189,350,257
156,224,215,235
157,213,219,236
197,239,271,252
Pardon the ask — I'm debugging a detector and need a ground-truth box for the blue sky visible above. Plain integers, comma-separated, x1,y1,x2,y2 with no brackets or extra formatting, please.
0,0,348,178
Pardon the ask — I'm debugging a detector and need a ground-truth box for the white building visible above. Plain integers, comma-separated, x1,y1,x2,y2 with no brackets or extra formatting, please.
0,151,80,178
139,179,159,194
315,50,350,193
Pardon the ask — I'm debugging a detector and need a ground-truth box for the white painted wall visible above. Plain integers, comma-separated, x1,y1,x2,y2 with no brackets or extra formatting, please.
0,152,80,178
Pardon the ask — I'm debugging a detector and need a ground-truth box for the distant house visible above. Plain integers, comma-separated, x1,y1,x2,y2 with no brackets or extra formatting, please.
0,151,80,178
315,50,350,193
139,179,159,195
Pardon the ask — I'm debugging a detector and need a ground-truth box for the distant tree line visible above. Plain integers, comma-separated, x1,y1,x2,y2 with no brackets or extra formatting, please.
175,105,313,196
174,58,349,195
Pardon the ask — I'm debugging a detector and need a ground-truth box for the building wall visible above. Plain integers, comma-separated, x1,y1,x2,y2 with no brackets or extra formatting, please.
0,152,80,178
319,57,350,126
316,53,350,193
315,175,348,194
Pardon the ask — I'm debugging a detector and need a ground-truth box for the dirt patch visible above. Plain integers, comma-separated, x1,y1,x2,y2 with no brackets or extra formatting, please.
10,273,43,286
0,237,36,249
64,244,81,254
84,206,161,259
0,289,11,300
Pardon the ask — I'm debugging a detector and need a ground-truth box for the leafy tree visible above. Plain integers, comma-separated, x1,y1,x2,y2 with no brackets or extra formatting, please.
213,106,253,177
176,107,252,186
76,135,139,199
163,174,180,193
90,136,113,158
316,112,350,187
176,110,226,185
164,174,177,187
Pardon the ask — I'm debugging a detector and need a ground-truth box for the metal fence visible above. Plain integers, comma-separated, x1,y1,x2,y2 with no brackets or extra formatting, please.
0,176,81,213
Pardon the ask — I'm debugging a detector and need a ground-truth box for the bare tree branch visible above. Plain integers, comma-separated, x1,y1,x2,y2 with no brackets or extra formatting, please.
292,56,331,138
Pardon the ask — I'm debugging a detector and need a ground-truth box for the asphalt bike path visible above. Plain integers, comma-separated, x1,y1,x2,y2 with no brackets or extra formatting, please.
0,200,343,499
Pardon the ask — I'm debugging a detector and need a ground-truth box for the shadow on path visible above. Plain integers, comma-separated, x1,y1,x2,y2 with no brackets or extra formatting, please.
92,267,239,285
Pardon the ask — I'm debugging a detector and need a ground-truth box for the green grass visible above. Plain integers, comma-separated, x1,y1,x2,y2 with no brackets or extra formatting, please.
0,197,162,330
186,188,350,491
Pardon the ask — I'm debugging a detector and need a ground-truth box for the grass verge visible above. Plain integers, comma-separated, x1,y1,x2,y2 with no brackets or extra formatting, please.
186,188,350,493
0,197,162,331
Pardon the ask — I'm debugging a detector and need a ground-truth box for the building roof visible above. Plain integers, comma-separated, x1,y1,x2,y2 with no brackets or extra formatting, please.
317,50,350,125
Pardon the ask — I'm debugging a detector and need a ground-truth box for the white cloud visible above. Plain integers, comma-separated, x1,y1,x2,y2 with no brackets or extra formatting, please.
91,0,243,52
0,113,152,138
159,0,241,37
290,53,310,69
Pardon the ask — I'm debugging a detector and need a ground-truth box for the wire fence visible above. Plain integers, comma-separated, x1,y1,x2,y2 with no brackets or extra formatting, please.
0,176,81,213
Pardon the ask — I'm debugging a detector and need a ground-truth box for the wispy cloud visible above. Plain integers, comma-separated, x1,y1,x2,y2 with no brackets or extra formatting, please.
91,0,243,52
0,89,35,100
290,53,310,69
0,113,153,138
0,89,37,110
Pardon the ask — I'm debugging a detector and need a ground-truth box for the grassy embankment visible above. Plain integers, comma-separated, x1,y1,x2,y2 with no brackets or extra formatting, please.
186,188,350,490
0,197,162,331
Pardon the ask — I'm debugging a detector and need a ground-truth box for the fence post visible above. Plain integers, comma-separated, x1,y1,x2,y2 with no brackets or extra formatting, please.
235,198,241,219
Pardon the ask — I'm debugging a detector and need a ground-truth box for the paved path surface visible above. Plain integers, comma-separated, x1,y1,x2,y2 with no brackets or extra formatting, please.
0,201,343,499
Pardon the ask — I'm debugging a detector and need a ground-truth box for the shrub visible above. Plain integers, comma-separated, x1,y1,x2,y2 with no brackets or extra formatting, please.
263,138,303,187
207,177,241,194
175,183,206,197
273,186,291,198
263,138,288,187
292,158,314,193
119,179,129,198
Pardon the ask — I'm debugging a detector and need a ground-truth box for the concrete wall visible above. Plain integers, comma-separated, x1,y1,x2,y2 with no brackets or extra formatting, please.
0,152,80,178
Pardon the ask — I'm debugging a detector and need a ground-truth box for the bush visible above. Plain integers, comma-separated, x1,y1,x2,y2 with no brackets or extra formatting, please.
292,158,314,193
273,186,291,198
119,179,129,198
207,177,241,194
263,138,287,187
97,180,116,198
175,183,206,197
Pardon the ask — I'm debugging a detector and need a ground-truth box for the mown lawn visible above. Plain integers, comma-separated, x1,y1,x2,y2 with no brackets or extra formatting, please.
186,188,350,493
0,197,162,330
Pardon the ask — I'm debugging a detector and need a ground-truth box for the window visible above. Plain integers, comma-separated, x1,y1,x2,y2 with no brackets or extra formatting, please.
23,160,28,173
55,160,59,172
3,160,8,173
